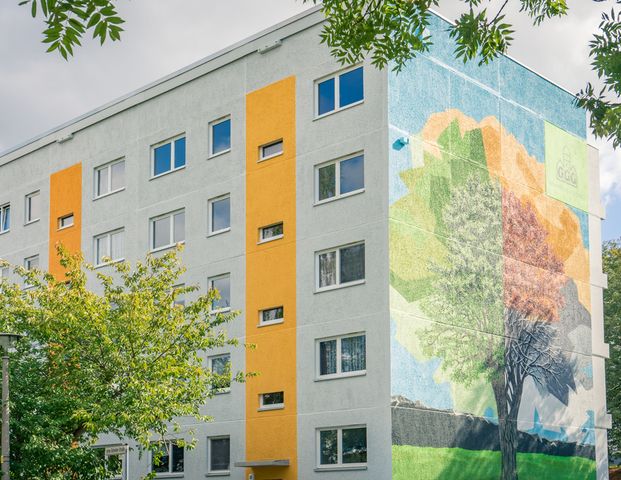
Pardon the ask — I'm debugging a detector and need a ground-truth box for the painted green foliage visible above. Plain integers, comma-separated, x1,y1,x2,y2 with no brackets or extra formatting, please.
390,119,490,303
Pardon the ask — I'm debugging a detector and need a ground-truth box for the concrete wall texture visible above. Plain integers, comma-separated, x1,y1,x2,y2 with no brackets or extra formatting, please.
0,7,609,480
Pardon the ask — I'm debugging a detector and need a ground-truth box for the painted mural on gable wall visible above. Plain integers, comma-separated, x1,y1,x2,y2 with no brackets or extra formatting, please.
389,15,594,480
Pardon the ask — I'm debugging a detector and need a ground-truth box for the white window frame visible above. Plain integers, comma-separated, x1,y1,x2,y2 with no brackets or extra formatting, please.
208,194,231,236
314,65,364,119
94,158,125,199
316,425,367,470
150,134,186,179
0,266,9,280
258,222,283,244
25,191,40,224
149,209,185,252
315,241,365,292
207,435,231,475
58,213,74,230
93,228,125,267
258,391,284,411
0,203,10,234
258,306,284,327
209,116,231,158
259,139,283,162
98,445,126,480
208,353,231,394
315,332,367,381
208,273,231,313
149,440,184,474
314,152,365,205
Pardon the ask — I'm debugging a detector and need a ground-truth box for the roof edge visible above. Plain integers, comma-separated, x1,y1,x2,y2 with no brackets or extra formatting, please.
0,4,323,162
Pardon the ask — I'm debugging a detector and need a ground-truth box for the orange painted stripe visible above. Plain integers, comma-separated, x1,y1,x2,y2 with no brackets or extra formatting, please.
48,163,82,279
245,76,297,480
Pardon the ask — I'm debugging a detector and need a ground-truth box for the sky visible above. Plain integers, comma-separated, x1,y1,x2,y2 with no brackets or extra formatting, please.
0,0,619,240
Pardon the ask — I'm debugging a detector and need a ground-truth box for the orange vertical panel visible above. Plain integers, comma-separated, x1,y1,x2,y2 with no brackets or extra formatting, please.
245,76,297,480
48,163,82,279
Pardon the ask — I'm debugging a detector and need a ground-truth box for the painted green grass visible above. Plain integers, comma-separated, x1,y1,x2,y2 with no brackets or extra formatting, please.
392,445,596,480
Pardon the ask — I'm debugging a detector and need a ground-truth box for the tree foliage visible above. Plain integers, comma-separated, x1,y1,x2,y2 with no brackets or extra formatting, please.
604,238,621,457
0,246,243,479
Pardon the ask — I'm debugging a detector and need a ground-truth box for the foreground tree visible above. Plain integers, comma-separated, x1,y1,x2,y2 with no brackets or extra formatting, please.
0,246,242,479
421,177,574,480
16,0,621,148
604,238,621,458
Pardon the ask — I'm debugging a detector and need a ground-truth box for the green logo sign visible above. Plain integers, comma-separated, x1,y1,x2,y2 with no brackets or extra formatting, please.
545,122,588,211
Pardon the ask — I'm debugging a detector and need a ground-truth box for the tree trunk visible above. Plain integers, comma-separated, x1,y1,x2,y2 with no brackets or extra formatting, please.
492,375,518,480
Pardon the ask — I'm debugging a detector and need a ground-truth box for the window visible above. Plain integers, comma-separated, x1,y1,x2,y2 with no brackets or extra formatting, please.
58,214,74,229
0,266,9,280
316,242,365,291
316,153,364,203
23,255,38,288
259,140,283,161
208,436,231,474
0,204,10,233
316,66,364,117
95,159,125,198
151,441,184,474
152,135,186,177
150,210,185,251
94,229,124,266
208,195,230,235
317,334,366,379
25,191,41,223
259,391,284,410
259,306,284,326
94,447,124,480
208,274,230,312
259,222,283,243
317,426,367,468
210,117,231,157
209,354,231,393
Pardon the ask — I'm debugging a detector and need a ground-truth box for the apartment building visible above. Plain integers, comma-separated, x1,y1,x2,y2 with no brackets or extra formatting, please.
0,6,610,480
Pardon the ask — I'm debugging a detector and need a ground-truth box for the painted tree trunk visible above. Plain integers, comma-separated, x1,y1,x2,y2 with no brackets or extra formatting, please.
492,375,518,480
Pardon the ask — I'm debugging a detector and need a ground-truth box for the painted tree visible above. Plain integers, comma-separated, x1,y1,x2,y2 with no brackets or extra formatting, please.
0,246,244,479
421,177,575,480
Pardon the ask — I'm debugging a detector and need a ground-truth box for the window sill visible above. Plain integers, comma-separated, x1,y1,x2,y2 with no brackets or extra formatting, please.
150,242,185,254
152,474,184,479
212,388,231,395
205,471,230,477
315,279,365,294
93,188,125,201
313,100,364,121
150,166,186,181
24,218,40,226
57,224,74,231
0,230,10,236
207,228,231,238
315,371,366,382
257,319,284,328
314,189,365,206
210,307,231,315
314,465,367,472
94,258,125,269
258,404,284,412
208,149,231,160
257,234,283,245
258,151,283,163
